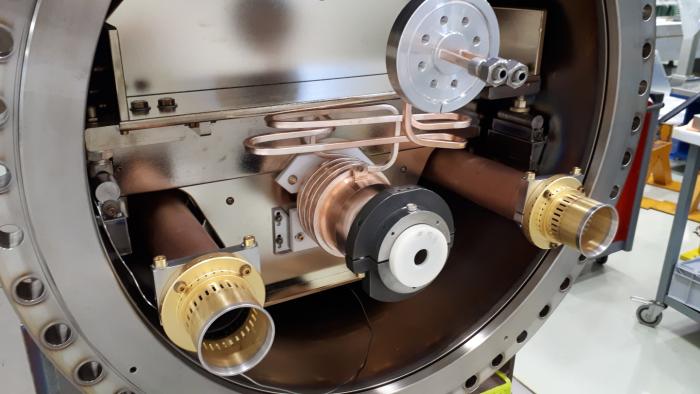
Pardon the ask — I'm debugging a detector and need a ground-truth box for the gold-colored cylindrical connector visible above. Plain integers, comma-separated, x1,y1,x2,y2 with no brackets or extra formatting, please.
160,253,274,376
522,176,619,258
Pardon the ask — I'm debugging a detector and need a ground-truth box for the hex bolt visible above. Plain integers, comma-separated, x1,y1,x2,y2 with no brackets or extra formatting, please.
0,97,8,127
153,255,167,269
130,100,151,115
0,25,14,62
243,235,256,249
157,97,178,112
0,163,11,193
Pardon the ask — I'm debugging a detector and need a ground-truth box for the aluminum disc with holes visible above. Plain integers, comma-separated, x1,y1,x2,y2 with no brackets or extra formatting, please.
387,0,500,113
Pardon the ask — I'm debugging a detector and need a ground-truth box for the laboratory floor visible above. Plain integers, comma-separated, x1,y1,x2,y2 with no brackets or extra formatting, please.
514,183,700,394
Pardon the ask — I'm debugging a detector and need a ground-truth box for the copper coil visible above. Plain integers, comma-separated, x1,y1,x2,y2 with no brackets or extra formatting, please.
297,156,390,257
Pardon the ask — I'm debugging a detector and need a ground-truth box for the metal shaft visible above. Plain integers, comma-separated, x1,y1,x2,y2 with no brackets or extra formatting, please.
138,191,218,260
424,149,528,220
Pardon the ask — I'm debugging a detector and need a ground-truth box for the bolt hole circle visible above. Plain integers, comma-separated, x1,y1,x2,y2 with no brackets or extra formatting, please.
465,375,479,390
491,353,504,367
610,185,620,200
421,34,430,45
74,360,105,386
462,17,470,26
41,322,74,350
129,366,137,374
539,304,551,319
559,277,572,292
472,36,481,46
13,276,47,306
440,16,448,25
418,61,426,71
638,80,648,95
516,330,528,343
622,150,633,168
451,79,459,88
632,115,642,133
430,79,438,88
642,42,653,60
642,4,653,21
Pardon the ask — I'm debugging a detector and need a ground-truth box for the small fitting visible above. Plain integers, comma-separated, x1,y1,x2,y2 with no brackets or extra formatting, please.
505,60,529,89
475,57,509,87
243,235,256,249
153,255,168,269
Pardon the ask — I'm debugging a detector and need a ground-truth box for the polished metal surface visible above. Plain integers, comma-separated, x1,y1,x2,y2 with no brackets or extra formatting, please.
0,1,655,393
387,0,500,113
494,8,546,76
107,0,410,97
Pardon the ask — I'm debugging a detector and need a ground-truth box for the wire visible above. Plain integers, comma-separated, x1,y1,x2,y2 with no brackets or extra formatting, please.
320,288,375,394
239,288,374,394
96,203,157,310
240,374,299,394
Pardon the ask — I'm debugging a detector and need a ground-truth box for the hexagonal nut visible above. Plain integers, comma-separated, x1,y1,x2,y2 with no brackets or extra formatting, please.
505,60,529,89
477,58,508,86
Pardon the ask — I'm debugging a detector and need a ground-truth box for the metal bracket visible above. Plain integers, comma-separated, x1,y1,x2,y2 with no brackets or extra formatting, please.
188,121,213,137
271,207,317,254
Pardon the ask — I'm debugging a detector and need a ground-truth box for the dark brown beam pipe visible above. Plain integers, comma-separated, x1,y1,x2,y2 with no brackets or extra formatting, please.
423,149,527,220
138,191,218,260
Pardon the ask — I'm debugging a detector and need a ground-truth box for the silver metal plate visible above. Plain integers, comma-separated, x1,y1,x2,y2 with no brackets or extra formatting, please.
387,0,500,113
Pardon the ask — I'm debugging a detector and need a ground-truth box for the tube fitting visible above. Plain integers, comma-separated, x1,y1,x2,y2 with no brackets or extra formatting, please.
521,175,619,258
505,60,529,89
159,253,274,376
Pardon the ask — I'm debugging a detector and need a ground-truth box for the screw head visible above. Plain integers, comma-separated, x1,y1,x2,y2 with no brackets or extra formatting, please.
406,203,418,212
400,166,408,173
173,281,187,293
226,197,235,206
239,264,252,276
295,232,305,241
288,175,298,185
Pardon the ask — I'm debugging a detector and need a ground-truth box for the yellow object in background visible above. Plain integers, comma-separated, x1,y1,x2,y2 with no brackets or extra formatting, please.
482,371,512,394
681,248,700,261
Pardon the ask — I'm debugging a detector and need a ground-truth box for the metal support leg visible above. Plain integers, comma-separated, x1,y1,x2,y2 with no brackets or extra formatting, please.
638,145,700,327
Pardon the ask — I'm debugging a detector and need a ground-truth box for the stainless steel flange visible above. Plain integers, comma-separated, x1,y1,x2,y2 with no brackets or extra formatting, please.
387,0,500,113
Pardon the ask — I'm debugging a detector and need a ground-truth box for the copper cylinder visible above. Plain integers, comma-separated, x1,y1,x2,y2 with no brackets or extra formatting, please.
138,191,218,260
297,156,390,257
423,149,528,219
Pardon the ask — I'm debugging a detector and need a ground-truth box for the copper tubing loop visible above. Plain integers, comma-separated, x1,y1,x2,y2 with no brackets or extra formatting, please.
244,103,470,172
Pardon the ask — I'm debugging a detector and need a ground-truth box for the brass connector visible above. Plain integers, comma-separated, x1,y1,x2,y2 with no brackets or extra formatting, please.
522,175,619,258
159,253,273,376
